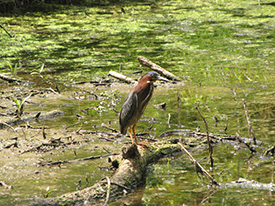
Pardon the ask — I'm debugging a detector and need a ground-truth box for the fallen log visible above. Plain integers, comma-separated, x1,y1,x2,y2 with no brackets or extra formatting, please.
32,139,182,205
108,71,136,84
137,56,182,82
31,132,267,205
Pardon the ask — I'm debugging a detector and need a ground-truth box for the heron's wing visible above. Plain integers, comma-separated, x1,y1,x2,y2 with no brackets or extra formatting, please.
119,92,138,134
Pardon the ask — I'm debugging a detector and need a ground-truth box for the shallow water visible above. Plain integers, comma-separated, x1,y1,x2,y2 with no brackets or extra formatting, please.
0,0,275,205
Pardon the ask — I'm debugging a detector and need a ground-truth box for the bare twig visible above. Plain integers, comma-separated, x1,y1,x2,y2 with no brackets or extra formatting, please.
236,132,257,154
42,126,46,139
242,99,257,145
0,181,13,189
38,153,120,166
1,122,17,132
75,122,83,134
103,147,111,154
22,122,49,130
200,189,218,204
0,74,21,83
101,123,119,133
48,87,60,95
196,106,214,169
178,142,219,185
167,113,171,124
0,25,12,37
65,122,81,130
103,176,111,206
0,24,31,57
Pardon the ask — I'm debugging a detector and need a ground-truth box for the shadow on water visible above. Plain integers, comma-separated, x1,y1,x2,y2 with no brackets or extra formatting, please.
0,0,156,14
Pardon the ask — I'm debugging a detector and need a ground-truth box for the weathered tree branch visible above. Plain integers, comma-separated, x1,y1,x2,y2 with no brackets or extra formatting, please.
108,71,136,84
196,106,214,169
178,142,218,185
137,56,182,82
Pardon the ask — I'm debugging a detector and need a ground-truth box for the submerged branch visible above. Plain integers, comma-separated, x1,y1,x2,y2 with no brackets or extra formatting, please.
222,178,275,191
242,99,257,145
178,142,218,185
196,106,214,169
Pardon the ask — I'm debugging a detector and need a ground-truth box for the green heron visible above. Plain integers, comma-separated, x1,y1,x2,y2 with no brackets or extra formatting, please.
119,71,169,146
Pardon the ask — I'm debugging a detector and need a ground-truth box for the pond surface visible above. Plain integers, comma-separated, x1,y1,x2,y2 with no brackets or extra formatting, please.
0,0,275,205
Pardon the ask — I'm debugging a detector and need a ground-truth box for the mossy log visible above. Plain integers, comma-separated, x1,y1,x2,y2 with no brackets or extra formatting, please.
32,139,182,205
31,132,271,205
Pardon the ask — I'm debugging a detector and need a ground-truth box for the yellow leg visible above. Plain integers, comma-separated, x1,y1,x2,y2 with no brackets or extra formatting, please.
132,124,138,144
132,125,149,148
128,128,134,144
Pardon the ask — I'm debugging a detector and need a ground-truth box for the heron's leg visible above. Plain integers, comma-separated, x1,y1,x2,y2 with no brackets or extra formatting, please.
129,127,134,144
132,124,139,144
133,124,149,147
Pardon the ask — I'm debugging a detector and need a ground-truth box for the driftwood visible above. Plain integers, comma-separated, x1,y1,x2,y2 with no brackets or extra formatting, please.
222,178,275,191
137,56,182,82
108,71,136,84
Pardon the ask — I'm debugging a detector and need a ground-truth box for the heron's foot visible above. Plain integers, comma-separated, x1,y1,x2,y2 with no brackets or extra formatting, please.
136,142,149,148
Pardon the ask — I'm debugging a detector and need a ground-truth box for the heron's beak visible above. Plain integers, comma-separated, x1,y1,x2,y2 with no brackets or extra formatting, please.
157,76,170,82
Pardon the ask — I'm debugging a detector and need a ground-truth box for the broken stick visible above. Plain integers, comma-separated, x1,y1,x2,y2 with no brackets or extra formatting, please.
137,56,182,82
196,106,214,170
108,71,136,84
242,99,257,145
0,74,21,83
178,142,218,186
